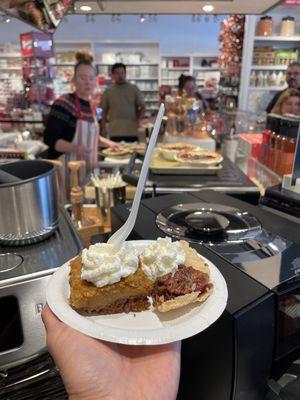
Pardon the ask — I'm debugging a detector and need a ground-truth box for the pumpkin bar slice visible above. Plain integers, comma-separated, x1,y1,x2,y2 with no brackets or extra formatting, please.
69,243,153,314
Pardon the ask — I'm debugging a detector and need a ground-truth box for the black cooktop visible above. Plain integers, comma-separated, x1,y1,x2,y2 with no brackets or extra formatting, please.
0,208,82,286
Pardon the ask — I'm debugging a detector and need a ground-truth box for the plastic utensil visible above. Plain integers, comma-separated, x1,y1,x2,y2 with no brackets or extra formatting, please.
107,103,165,249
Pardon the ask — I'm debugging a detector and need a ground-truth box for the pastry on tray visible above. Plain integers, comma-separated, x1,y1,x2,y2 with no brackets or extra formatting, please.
130,143,146,155
102,147,131,159
69,238,213,315
175,149,223,165
159,142,198,161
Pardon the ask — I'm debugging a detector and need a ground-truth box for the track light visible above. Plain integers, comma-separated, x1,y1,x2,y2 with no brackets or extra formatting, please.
140,14,145,23
80,5,92,11
202,4,214,12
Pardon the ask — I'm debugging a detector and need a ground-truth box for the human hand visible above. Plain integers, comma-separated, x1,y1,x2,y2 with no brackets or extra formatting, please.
100,137,120,151
42,305,181,400
139,118,149,128
76,145,91,157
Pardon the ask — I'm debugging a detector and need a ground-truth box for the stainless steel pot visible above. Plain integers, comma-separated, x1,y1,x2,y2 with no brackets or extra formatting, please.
0,160,59,245
95,185,126,218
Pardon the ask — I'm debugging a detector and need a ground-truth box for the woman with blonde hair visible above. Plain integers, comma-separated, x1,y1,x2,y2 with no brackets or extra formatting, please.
44,51,118,174
271,88,300,116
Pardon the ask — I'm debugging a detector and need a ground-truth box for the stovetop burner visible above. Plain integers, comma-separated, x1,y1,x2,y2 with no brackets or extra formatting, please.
156,201,296,289
156,203,262,244
0,208,82,287
185,211,230,235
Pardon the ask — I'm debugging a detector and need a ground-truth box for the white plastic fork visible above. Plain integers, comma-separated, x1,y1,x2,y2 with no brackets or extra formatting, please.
107,103,165,249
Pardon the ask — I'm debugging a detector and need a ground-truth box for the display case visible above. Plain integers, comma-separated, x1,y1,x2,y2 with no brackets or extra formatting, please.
239,15,300,114
20,32,55,116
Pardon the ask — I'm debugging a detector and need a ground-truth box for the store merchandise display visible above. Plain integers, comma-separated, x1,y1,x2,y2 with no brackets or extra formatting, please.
252,46,298,66
259,114,299,177
218,15,245,111
164,92,216,143
0,44,24,111
256,14,299,37
20,32,55,116
235,113,299,193
161,54,220,108
250,70,286,88
244,14,300,113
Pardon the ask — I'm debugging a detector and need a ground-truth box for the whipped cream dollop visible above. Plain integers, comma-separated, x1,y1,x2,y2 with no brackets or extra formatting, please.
140,237,185,281
81,242,139,287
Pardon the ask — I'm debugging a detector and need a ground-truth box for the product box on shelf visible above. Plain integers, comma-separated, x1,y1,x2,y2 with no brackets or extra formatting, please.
20,32,54,58
239,133,262,159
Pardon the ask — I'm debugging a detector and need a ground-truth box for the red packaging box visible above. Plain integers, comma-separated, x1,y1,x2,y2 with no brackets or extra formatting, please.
239,133,263,159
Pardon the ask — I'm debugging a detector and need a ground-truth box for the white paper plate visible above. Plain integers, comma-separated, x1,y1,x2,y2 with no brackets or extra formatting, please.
46,240,228,345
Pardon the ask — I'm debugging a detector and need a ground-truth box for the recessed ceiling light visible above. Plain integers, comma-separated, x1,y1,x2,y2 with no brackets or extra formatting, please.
202,4,214,12
80,5,92,11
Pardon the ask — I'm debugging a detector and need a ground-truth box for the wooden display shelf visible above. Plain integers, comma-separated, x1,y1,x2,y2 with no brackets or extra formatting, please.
77,204,111,247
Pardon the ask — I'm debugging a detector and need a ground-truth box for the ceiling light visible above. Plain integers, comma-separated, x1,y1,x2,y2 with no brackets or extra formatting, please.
140,14,145,23
80,5,92,11
4,15,11,23
202,4,214,13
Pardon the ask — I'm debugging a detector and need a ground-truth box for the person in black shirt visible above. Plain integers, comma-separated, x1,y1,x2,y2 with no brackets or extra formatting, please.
266,62,300,114
44,51,117,163
178,75,209,112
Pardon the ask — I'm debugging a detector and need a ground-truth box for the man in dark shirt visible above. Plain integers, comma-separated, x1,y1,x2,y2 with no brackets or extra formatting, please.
266,62,300,113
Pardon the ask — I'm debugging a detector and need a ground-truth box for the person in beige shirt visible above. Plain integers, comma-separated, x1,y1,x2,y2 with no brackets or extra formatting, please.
101,63,145,141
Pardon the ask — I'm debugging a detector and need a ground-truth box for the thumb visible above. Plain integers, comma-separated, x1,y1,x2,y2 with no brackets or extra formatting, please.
41,304,62,333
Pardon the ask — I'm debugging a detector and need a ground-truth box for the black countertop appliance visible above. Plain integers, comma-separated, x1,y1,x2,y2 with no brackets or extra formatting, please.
110,190,300,400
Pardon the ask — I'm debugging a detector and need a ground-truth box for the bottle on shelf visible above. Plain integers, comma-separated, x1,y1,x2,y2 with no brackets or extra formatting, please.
256,16,273,37
250,71,257,87
280,17,295,37
281,137,296,176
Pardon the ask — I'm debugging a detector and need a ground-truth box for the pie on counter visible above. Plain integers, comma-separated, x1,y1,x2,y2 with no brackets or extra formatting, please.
175,149,223,165
159,142,198,161
69,238,213,315
102,147,132,159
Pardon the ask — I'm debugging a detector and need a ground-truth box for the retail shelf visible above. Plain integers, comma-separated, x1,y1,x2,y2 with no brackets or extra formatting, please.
129,77,158,80
54,63,75,67
0,53,21,58
161,67,190,71
254,36,300,42
248,86,286,91
251,65,288,70
193,67,220,71
97,63,158,66
0,67,22,71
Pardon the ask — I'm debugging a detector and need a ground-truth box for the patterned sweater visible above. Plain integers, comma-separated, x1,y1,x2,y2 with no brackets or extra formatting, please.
44,93,95,159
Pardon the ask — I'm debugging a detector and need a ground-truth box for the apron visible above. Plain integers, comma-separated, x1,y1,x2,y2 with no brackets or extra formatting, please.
60,94,99,199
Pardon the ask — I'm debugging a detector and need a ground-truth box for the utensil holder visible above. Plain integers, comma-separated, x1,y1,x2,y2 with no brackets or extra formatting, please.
95,186,126,218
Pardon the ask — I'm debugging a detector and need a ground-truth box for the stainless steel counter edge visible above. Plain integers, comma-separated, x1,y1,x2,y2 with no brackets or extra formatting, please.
144,186,260,193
